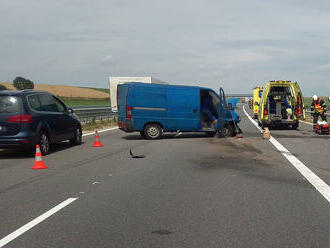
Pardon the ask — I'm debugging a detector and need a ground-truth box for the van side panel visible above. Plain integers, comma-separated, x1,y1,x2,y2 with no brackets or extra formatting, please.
128,85,167,131
166,87,201,131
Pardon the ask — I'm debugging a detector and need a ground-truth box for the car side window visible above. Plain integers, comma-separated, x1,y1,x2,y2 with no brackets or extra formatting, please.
28,95,43,111
52,96,66,113
38,94,60,112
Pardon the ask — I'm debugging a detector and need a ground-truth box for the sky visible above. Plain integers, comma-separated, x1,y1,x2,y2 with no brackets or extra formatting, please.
1,0,330,95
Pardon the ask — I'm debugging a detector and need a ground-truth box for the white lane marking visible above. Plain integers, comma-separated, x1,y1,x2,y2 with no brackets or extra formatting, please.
0,198,78,248
300,120,313,126
242,105,330,203
83,127,118,137
242,106,262,133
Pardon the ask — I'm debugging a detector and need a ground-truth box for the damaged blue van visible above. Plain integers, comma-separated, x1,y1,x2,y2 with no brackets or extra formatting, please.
117,83,240,139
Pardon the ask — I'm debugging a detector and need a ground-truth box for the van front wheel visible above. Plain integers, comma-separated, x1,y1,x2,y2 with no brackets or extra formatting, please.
144,124,163,140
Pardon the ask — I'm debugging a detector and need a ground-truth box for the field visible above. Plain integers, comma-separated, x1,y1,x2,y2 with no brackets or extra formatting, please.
0,82,109,98
0,82,110,107
60,97,110,107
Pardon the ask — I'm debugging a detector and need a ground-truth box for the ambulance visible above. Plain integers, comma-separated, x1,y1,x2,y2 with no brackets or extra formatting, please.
252,86,263,119
258,80,305,129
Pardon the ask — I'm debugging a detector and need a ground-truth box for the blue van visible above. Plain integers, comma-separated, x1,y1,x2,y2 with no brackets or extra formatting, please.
117,83,240,139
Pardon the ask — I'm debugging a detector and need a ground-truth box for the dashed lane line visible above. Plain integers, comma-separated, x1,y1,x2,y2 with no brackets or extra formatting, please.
242,105,330,204
0,198,78,248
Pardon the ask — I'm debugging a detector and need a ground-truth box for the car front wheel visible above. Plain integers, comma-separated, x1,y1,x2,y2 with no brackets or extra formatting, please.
70,126,82,145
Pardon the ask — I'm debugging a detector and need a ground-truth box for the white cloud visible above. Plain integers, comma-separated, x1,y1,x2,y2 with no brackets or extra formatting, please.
0,0,330,95
314,63,330,71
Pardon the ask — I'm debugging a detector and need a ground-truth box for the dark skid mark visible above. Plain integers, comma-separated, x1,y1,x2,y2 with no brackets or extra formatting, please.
129,149,146,158
151,230,173,235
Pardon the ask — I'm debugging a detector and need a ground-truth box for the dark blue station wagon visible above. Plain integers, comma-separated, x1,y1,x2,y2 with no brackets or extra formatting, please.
0,90,82,154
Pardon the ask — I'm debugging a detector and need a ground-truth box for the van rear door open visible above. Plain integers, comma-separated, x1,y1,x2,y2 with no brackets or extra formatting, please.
293,82,306,120
217,88,227,129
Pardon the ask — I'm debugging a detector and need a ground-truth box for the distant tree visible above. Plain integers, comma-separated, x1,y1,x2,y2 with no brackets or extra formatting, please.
0,84,7,91
13,76,34,90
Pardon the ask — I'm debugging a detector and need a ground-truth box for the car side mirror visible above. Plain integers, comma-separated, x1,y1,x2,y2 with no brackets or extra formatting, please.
68,108,74,114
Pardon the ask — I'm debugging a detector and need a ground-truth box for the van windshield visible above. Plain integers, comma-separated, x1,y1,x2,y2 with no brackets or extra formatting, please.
0,96,23,114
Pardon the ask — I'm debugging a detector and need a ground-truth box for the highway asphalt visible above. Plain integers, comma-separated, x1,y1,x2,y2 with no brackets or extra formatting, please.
0,105,329,248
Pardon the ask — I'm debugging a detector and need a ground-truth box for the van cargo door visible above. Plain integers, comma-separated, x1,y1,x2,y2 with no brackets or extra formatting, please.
292,82,305,120
217,88,226,129
259,84,270,121
167,87,200,131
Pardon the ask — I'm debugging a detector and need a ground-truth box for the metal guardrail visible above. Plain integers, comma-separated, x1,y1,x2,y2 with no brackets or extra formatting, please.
226,94,253,98
72,107,117,123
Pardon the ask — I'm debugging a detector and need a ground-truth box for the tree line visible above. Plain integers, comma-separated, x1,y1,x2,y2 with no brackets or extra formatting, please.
0,76,35,91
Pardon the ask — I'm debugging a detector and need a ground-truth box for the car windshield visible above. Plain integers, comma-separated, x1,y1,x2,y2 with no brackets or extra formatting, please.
0,95,22,114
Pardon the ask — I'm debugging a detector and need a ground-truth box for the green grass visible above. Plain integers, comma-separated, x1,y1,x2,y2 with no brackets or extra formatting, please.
59,97,110,107
80,87,109,94
82,118,118,132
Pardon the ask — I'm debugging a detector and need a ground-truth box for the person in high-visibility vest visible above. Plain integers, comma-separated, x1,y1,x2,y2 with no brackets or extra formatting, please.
311,95,327,129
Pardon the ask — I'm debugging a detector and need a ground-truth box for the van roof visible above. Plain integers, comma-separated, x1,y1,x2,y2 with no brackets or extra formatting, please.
122,82,214,91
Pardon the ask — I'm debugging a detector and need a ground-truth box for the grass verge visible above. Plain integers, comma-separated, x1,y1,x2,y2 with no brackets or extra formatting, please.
82,118,118,133
59,97,110,107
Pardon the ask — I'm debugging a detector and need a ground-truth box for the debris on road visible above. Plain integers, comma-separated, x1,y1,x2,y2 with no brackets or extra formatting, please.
129,149,146,158
262,127,271,140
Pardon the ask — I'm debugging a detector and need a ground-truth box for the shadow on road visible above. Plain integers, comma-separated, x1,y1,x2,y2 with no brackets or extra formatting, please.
0,141,85,159
122,133,212,140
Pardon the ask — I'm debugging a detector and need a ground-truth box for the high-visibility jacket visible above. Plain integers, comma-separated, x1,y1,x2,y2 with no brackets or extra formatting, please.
311,98,326,113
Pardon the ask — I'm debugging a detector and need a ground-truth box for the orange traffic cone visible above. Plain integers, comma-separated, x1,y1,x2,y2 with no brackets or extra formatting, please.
31,145,48,170
92,130,103,147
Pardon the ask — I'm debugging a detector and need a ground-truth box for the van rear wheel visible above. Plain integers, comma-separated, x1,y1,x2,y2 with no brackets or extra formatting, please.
144,124,163,140
205,132,216,137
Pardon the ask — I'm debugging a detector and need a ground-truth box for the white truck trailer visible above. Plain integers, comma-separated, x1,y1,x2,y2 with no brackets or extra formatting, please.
109,77,168,111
